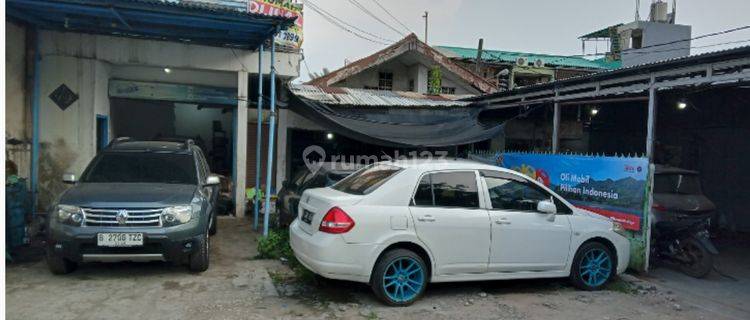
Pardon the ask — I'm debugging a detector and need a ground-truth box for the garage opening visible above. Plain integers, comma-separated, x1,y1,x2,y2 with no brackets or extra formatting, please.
285,128,488,183
110,98,234,176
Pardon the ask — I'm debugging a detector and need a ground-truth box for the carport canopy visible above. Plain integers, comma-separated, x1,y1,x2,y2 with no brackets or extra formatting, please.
6,0,295,49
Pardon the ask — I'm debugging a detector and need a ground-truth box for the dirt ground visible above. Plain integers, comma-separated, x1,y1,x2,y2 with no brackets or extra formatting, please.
5,217,747,320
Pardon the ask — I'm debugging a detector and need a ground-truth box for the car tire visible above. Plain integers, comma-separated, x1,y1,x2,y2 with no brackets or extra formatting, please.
188,231,210,272
46,246,77,275
570,242,615,290
209,213,217,236
677,237,713,278
370,249,428,306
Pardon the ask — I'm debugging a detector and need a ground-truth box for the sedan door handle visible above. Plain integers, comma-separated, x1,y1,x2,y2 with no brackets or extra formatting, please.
417,215,436,222
495,218,511,225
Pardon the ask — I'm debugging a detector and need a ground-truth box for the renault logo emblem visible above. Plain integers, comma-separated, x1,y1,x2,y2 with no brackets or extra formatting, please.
116,209,129,225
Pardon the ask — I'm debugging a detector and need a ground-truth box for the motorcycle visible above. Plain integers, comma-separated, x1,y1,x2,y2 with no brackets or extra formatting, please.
651,215,717,278
650,165,718,278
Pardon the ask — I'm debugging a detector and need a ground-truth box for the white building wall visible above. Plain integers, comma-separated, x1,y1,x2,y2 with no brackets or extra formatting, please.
331,58,478,95
441,75,476,95
5,21,31,178
620,21,692,67
275,108,326,188
37,55,107,208
6,21,27,140
39,30,300,77
411,64,428,93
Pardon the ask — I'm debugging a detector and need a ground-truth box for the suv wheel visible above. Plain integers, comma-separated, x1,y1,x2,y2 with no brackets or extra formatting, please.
46,246,77,275
371,249,427,306
189,231,210,272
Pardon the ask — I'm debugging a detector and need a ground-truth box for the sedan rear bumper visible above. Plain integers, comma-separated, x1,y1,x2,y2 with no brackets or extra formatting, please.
289,220,374,283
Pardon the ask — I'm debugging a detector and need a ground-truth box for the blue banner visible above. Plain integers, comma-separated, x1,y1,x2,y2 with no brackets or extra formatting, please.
495,152,649,231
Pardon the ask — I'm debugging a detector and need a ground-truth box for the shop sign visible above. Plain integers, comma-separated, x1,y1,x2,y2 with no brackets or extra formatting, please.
248,0,304,50
109,80,236,105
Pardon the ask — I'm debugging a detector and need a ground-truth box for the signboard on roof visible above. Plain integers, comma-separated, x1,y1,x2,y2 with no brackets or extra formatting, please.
248,0,304,50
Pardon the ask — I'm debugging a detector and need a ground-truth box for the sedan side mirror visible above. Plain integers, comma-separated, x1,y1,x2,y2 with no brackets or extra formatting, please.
62,173,77,184
205,174,221,186
537,200,557,214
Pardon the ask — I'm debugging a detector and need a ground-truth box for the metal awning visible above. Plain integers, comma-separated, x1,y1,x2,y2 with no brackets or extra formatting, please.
6,0,295,49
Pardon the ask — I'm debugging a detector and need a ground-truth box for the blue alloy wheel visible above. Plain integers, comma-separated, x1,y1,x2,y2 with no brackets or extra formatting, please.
579,248,612,287
382,257,425,303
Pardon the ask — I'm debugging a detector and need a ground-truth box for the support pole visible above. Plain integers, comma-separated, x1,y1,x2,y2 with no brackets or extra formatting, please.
30,29,41,214
235,71,249,218
551,92,560,153
253,44,264,230
646,75,657,161
422,11,428,44
262,36,277,236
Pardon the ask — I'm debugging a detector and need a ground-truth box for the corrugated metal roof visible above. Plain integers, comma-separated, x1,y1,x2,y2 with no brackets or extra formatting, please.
465,45,750,102
579,23,624,39
436,46,620,70
290,85,473,107
6,0,294,50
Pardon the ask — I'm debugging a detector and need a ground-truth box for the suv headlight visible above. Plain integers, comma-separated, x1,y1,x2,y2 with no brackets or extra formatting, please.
162,205,193,226
612,221,627,236
56,205,83,226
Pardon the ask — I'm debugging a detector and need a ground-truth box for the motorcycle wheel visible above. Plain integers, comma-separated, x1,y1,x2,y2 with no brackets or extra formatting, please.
678,237,713,278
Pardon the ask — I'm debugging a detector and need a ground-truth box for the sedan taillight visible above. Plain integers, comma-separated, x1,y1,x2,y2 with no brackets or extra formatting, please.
319,207,355,234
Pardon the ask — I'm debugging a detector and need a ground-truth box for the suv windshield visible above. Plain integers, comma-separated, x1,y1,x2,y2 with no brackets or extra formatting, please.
82,152,197,184
654,173,702,195
332,164,402,195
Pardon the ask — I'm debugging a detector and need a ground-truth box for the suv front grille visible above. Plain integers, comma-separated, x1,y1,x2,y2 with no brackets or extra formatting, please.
82,208,163,227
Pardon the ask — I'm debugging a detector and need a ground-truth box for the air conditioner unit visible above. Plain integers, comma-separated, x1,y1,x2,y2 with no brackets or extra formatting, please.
534,59,545,68
515,57,528,66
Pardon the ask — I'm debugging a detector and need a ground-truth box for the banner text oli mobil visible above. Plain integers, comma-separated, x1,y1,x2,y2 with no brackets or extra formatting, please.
498,153,649,231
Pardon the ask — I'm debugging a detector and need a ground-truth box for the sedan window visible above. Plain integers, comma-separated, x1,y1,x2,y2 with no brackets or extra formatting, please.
485,177,548,211
412,172,480,208
332,164,402,195
484,176,572,214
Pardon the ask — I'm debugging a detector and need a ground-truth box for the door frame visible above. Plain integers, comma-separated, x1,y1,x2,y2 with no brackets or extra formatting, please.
95,114,109,151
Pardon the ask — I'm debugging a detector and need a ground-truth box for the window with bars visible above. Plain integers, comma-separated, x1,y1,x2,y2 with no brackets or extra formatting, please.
440,87,456,94
378,72,393,91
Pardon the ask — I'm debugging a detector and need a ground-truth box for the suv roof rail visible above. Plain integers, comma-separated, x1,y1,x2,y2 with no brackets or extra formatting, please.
184,139,195,149
106,137,132,148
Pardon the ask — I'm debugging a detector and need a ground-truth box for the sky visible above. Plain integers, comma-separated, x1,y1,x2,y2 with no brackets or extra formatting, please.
298,0,750,82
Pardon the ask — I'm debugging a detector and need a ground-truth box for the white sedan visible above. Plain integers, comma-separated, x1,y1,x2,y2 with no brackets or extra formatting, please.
290,159,630,306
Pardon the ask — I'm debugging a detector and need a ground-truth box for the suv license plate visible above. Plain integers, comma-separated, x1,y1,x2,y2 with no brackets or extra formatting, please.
97,233,144,247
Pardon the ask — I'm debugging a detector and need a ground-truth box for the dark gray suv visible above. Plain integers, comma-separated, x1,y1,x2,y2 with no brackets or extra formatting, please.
46,139,219,274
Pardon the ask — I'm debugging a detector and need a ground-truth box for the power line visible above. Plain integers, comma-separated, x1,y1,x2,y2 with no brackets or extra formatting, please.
371,0,413,34
305,1,392,46
347,0,405,37
570,25,750,58
307,0,395,43
632,39,750,55
631,25,750,51
301,49,313,78
539,39,750,67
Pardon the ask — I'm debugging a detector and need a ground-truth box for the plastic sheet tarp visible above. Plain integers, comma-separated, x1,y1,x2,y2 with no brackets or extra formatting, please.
290,95,510,147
